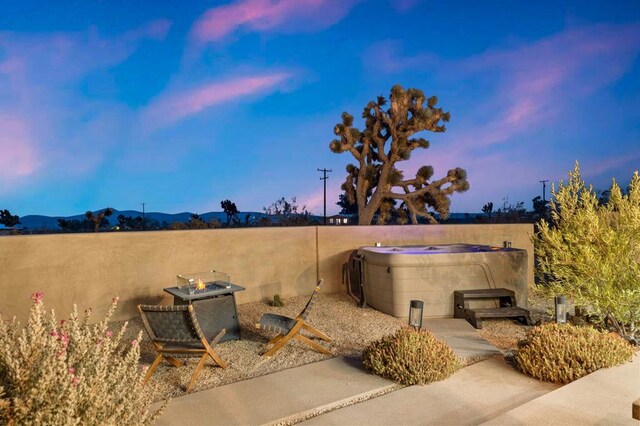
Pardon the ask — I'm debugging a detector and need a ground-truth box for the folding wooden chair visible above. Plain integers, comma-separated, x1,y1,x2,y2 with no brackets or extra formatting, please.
138,304,228,393
256,279,332,357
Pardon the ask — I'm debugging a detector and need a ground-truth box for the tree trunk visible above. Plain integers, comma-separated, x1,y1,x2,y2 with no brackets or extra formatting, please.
357,208,375,225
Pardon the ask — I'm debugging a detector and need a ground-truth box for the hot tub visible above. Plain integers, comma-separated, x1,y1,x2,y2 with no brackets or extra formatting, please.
356,244,528,320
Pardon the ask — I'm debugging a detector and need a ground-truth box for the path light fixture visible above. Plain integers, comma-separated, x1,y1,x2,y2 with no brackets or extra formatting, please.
554,296,567,324
409,300,424,329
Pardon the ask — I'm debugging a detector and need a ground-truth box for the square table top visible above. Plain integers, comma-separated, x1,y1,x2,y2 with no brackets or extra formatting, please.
163,281,245,301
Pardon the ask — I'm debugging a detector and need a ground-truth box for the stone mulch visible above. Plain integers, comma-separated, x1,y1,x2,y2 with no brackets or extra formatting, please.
118,293,541,402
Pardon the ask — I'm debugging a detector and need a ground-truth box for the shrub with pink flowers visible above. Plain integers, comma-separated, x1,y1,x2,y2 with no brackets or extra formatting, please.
0,293,166,425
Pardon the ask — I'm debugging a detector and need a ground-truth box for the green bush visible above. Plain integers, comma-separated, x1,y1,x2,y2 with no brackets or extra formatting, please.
362,327,459,385
515,323,634,384
272,294,284,307
0,293,166,425
533,163,640,338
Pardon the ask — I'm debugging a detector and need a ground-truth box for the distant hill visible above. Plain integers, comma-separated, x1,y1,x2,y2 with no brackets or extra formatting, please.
18,209,268,230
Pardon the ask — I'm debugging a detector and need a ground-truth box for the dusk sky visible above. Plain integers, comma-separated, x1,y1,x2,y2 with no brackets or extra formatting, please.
1,0,639,217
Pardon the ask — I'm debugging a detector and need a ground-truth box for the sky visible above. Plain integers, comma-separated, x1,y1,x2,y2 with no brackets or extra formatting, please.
1,0,639,217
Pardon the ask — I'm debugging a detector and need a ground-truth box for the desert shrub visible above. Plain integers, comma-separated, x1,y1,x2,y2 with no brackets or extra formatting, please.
533,163,640,338
362,327,459,385
515,323,634,384
0,293,166,425
271,294,284,307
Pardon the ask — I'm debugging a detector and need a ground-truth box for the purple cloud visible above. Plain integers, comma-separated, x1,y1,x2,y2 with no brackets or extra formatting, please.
0,20,171,193
141,72,292,130
370,22,640,209
190,0,360,43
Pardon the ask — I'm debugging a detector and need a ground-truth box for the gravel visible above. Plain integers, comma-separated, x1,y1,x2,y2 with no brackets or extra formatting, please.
118,293,535,402
120,294,406,401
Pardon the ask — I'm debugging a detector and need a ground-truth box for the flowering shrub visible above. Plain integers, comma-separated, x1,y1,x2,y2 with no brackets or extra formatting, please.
0,293,166,425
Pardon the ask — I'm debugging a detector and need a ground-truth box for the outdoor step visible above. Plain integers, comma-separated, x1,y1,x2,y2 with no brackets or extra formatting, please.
468,307,531,319
454,288,516,299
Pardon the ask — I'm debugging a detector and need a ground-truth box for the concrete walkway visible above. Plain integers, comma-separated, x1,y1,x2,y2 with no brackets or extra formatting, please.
153,357,397,426
151,320,639,425
423,318,501,359
302,357,558,425
482,354,640,426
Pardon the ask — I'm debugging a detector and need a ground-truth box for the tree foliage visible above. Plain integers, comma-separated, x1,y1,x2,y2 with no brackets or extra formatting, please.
263,197,315,226
481,202,493,220
533,163,640,338
220,199,239,226
336,193,358,216
0,209,20,227
85,208,114,232
329,85,469,225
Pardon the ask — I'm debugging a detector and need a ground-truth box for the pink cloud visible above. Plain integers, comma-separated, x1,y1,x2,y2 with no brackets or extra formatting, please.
390,0,420,13
191,0,360,42
299,188,333,215
142,73,291,129
454,23,640,148
383,23,640,211
369,23,640,151
0,20,170,192
581,152,640,178
0,113,39,181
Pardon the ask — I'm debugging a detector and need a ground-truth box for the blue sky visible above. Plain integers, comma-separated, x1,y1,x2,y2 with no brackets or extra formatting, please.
1,0,639,216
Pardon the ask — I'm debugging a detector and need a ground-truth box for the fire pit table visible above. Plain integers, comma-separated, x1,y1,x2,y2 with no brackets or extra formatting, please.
163,270,245,343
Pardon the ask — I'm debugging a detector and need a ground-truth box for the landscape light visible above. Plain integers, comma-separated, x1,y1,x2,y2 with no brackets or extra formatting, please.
409,300,424,329
554,296,567,324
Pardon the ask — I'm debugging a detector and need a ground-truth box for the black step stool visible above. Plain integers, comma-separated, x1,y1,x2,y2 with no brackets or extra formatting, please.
454,288,533,329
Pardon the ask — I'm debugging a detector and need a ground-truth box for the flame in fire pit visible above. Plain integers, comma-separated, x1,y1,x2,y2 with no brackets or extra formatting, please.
196,278,206,290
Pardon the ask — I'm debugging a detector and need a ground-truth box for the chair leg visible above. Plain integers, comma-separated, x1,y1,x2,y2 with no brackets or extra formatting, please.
186,354,208,393
165,356,183,368
295,334,332,355
144,354,164,384
268,334,285,345
302,323,332,341
263,332,294,357
206,348,228,369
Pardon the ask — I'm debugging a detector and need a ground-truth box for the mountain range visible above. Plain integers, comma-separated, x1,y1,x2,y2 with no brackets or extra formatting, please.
16,209,268,230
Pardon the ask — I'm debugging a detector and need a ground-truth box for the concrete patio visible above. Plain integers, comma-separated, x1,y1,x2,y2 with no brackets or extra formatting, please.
151,320,640,425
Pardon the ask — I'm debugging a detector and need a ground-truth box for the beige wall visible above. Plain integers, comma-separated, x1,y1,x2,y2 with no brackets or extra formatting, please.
0,224,533,322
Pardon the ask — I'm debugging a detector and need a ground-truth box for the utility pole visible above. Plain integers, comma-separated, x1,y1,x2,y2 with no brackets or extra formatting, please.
539,180,549,203
317,168,332,225
141,203,146,221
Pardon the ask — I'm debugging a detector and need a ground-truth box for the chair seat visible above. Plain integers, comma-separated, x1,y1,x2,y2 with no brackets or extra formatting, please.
159,340,205,352
259,313,297,335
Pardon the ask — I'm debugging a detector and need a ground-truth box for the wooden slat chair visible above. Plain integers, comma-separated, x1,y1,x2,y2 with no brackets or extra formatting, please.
256,279,332,357
138,304,228,393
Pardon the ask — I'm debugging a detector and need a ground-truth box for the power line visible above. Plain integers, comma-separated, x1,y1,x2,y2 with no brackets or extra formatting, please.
317,168,332,225
141,203,146,221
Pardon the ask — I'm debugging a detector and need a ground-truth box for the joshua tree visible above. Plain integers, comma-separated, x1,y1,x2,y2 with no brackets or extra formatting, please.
482,202,494,220
85,208,113,232
330,85,469,225
220,199,239,226
0,209,20,227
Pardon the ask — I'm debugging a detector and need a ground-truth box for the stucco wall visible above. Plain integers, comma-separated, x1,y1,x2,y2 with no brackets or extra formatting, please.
0,224,533,322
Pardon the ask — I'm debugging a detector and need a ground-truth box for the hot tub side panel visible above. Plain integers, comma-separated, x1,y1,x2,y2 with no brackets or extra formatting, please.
361,249,528,320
